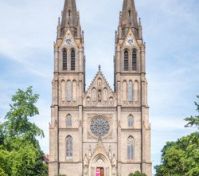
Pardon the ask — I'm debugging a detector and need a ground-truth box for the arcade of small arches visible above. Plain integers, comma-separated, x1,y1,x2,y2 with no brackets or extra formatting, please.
89,87,112,103
60,79,140,105
60,79,78,102
121,80,139,102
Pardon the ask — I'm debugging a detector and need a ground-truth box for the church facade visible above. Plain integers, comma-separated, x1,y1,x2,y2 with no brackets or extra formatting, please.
49,0,152,176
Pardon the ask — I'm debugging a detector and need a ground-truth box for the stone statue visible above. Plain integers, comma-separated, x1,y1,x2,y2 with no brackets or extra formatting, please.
84,154,89,166
112,154,116,167
98,89,102,102
112,154,117,176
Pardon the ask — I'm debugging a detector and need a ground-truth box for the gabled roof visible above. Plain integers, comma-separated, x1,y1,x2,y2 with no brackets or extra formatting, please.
86,66,113,93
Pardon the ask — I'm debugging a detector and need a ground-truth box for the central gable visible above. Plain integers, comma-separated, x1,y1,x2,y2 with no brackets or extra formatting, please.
83,69,116,107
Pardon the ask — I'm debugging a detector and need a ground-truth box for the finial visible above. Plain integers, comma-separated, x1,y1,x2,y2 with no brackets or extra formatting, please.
98,65,101,71
139,17,141,25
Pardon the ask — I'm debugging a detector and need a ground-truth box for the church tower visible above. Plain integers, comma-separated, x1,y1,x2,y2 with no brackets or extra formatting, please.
49,0,85,175
49,0,152,176
114,0,151,174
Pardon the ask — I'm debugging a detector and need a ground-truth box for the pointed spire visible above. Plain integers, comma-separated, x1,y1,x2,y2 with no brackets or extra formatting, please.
120,0,139,38
64,0,77,12
138,17,143,39
60,0,81,38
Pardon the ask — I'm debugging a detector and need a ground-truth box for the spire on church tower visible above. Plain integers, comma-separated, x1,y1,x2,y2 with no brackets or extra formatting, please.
119,0,139,38
58,0,82,38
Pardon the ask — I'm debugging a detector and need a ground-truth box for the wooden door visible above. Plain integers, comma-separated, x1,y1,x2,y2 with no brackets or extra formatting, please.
100,168,104,176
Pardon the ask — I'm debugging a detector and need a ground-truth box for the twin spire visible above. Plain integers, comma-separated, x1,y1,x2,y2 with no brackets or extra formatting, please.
119,0,142,39
58,0,141,39
61,0,77,28
121,0,138,30
57,0,81,38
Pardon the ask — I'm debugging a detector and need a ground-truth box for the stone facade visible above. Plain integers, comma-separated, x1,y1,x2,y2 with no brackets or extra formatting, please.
49,0,152,176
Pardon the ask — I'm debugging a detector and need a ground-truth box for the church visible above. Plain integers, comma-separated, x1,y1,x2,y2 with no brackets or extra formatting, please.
49,0,152,176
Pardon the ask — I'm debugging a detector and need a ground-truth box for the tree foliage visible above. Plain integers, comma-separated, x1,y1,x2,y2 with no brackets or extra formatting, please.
129,171,147,176
0,87,47,176
185,96,199,129
155,132,199,176
155,96,199,176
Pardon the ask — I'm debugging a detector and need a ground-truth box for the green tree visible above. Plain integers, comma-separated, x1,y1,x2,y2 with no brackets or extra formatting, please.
155,96,199,176
155,132,199,176
185,96,199,129
0,167,8,176
0,87,47,176
129,171,147,176
4,86,44,140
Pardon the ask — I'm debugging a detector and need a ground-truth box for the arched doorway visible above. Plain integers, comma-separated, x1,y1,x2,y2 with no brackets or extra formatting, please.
89,154,111,176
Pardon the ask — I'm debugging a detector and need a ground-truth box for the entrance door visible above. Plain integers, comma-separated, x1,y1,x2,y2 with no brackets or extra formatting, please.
100,168,104,176
96,167,104,176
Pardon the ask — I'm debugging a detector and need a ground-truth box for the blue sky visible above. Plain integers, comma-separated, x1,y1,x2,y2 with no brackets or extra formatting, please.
0,0,199,174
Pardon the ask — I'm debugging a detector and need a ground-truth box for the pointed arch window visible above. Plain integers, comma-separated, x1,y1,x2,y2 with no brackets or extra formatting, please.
128,115,134,127
134,81,139,102
66,80,72,101
92,88,97,102
63,48,67,70
128,10,131,17
122,81,127,101
66,135,73,158
72,80,77,101
124,50,129,71
66,114,72,127
68,10,71,17
127,136,134,160
128,81,133,101
71,48,76,71
61,80,65,102
132,48,137,71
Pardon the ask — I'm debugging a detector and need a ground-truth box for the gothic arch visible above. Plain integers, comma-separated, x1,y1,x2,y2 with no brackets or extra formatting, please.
62,48,67,70
72,80,77,101
124,49,129,71
134,80,139,102
91,88,97,102
89,153,112,176
127,136,134,160
61,80,66,102
71,48,76,71
66,135,73,159
128,80,133,102
103,88,108,101
66,80,72,102
66,114,72,127
128,114,134,127
122,80,127,101
97,78,102,87
132,48,137,71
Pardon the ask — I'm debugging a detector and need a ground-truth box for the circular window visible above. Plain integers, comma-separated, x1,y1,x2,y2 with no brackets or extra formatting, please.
90,117,110,137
